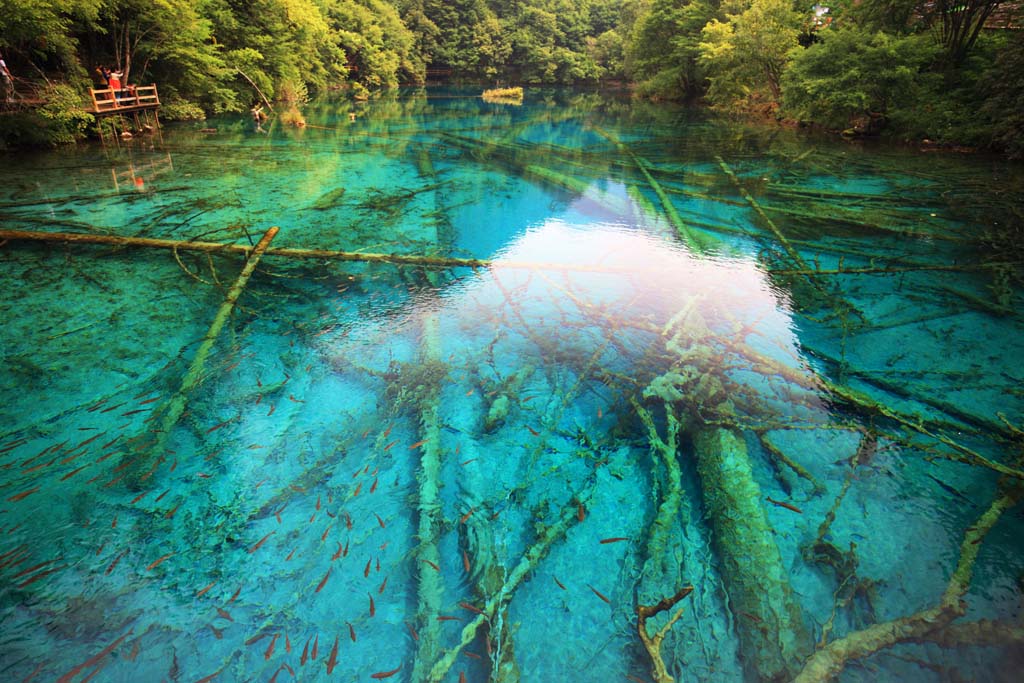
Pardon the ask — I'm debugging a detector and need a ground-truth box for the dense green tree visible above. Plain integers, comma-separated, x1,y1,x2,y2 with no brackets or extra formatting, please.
699,0,804,108
628,0,721,99
979,30,1024,158
781,27,936,129
0,0,103,78
421,0,509,77
320,0,423,87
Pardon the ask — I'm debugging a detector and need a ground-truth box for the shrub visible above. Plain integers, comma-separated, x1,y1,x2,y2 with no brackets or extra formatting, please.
161,99,207,121
782,29,938,131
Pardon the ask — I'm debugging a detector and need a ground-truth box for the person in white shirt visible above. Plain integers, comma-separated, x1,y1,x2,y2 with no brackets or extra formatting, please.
0,54,14,103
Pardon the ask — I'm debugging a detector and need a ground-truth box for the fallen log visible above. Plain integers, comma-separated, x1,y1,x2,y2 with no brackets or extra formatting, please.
128,226,278,482
791,483,1024,683
0,228,630,274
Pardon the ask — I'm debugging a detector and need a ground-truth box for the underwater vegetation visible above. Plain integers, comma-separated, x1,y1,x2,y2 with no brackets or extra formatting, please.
0,88,1022,683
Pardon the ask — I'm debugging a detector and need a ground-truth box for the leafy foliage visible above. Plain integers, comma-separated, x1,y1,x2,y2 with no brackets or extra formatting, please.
980,30,1024,159
629,0,721,100
0,0,1019,156
781,28,937,130
698,0,805,108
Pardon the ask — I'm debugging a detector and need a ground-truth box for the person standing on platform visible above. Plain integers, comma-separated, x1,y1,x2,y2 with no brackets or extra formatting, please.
1,54,14,104
108,68,123,105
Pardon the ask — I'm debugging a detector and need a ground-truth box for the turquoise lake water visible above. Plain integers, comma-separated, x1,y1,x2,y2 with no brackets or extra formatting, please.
1,87,1023,682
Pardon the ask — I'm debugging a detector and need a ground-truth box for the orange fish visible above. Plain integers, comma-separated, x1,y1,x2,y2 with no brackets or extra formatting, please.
325,635,339,674
267,404,276,417
588,584,611,604
382,425,393,439
315,568,331,593
300,637,310,666
364,557,372,578
347,621,356,642
597,407,603,419
344,512,353,529
105,549,129,575
285,633,291,653
422,559,440,572
146,553,174,571
461,550,471,573
205,420,230,435
766,497,803,514
370,477,379,493
553,576,567,590
465,389,474,396
286,547,297,561
458,601,484,615
526,426,539,436
378,576,388,594
228,586,241,603
6,486,40,503
369,593,375,617
374,513,386,528
249,531,276,554
264,633,279,660
56,630,133,683
216,608,234,622
331,542,343,561
18,564,66,588
577,503,586,521
460,672,467,683
404,621,419,641
383,440,397,452
436,615,460,622
460,507,475,524
409,440,427,450
353,482,362,497
321,524,333,542
60,464,90,481
311,634,318,660
196,581,216,598
371,664,402,679
599,537,629,544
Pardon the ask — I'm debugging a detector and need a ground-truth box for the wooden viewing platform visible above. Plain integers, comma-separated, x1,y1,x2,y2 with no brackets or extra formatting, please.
89,84,160,115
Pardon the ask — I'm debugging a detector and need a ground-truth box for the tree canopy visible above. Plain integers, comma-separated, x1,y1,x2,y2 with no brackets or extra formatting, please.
0,0,1020,156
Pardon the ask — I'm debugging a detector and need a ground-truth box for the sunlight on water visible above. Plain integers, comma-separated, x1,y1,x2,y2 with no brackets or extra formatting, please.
0,88,1022,683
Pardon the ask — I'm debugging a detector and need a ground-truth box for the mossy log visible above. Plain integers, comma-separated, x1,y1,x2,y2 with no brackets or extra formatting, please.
791,484,1024,683
425,496,587,682
693,425,812,681
410,316,446,683
589,125,710,253
0,228,629,274
132,226,277,479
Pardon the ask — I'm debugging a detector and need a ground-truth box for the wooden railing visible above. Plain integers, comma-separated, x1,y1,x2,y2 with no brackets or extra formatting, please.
89,84,160,113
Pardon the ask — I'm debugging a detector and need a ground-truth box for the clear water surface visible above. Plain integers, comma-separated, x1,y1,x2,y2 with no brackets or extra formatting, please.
1,87,1023,683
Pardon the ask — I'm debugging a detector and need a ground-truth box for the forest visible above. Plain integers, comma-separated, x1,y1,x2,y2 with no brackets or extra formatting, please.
0,0,1022,156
